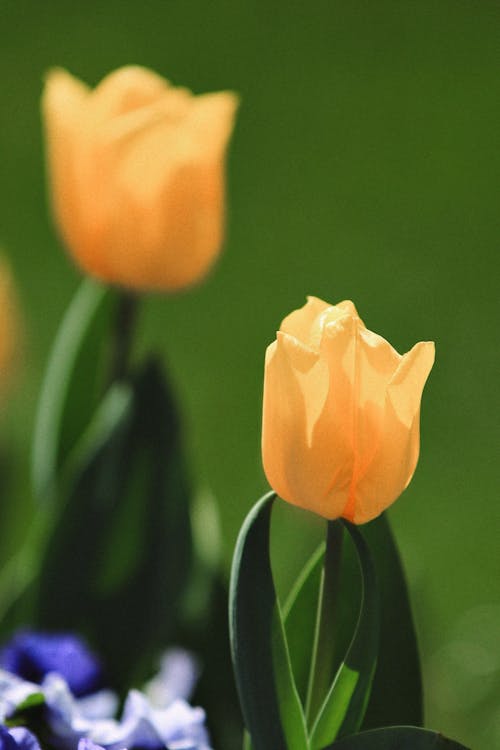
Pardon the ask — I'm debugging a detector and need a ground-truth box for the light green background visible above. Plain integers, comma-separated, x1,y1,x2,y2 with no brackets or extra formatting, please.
1,2,499,748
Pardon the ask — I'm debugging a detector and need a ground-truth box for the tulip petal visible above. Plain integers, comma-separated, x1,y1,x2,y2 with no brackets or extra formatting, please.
336,299,363,322
94,156,224,290
315,314,397,520
350,403,420,525
280,296,330,347
42,69,90,255
89,66,172,122
185,92,240,159
114,110,195,199
108,92,238,197
42,69,90,123
387,341,435,426
351,341,435,524
263,333,342,514
155,160,224,288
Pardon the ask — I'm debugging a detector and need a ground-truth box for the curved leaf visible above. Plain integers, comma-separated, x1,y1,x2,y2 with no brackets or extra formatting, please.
325,726,470,749
283,543,325,703
310,522,379,749
229,492,309,750
361,513,423,727
35,358,192,689
305,522,345,724
31,279,114,501
0,383,132,628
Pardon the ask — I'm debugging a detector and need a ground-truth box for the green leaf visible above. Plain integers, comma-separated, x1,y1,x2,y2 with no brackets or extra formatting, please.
310,522,379,749
324,726,470,749
283,543,325,704
229,492,309,750
182,573,244,750
305,522,345,724
34,357,192,689
60,383,133,488
12,691,45,713
0,383,131,631
361,513,423,727
31,279,115,501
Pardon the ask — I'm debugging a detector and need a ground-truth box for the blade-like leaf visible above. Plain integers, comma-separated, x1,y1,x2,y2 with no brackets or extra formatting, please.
310,522,379,749
31,279,115,501
59,383,133,489
325,726,470,749
229,492,309,750
0,383,132,629
361,513,423,727
283,543,325,703
34,358,192,689
305,522,345,724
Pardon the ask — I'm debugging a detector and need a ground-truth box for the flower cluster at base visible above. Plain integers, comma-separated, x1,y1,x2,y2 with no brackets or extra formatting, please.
0,725,40,750
0,631,211,750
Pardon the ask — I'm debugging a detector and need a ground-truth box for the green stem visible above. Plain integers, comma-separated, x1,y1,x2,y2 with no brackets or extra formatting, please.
108,291,139,383
305,520,344,726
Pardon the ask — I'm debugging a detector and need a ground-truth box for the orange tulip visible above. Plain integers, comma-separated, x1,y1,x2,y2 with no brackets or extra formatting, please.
262,297,435,524
0,257,19,394
42,66,239,291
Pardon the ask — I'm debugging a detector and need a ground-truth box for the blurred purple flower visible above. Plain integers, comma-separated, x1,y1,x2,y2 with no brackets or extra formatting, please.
0,725,41,750
0,632,103,698
145,649,200,707
43,674,211,750
0,670,41,721
0,633,211,750
76,691,118,722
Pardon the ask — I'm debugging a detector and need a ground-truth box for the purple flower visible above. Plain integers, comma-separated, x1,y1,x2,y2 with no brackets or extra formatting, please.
145,649,200,707
43,674,212,750
0,632,212,750
0,725,41,750
0,632,103,698
0,670,42,722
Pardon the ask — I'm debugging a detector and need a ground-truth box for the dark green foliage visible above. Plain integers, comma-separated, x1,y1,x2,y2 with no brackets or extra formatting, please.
362,514,423,728
325,726,469,749
229,492,308,750
35,358,192,689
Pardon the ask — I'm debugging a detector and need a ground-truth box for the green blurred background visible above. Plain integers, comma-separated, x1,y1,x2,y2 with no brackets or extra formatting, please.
1,1,499,747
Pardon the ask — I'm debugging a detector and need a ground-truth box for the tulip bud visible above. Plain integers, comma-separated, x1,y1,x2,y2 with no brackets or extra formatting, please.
262,297,435,524
42,66,239,292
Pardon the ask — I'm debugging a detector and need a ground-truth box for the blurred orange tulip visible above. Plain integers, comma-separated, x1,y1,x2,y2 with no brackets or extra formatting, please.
0,257,19,395
42,66,239,291
262,297,435,524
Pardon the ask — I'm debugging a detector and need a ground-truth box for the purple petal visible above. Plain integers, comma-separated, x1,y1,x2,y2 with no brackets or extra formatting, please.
0,631,103,698
76,691,118,722
145,650,200,707
0,727,41,750
8,729,41,750
78,740,106,750
0,670,41,721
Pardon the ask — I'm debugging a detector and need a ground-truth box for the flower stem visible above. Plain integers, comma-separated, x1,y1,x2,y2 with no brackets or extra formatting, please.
109,291,139,383
305,519,344,726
